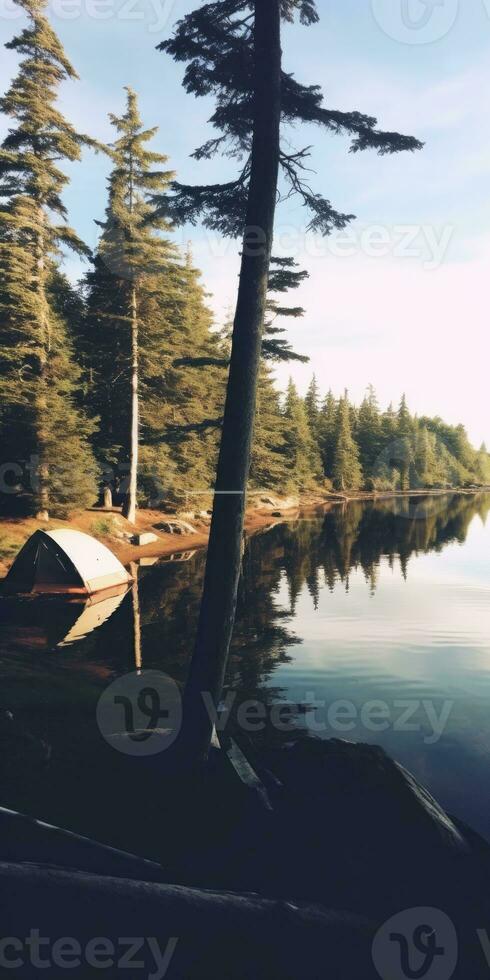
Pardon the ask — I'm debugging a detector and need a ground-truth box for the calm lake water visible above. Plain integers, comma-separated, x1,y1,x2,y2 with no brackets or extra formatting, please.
1,491,490,843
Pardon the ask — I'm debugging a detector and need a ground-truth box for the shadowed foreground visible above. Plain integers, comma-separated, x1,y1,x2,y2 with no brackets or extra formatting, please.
2,737,490,978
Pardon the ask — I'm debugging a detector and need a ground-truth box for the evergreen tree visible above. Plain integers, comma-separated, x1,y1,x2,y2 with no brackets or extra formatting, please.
140,250,226,507
84,88,176,523
397,394,413,436
0,0,98,517
282,379,323,491
396,394,414,490
332,393,362,491
249,363,290,492
304,375,321,432
357,384,382,484
84,162,226,510
371,401,398,489
475,444,490,486
383,402,398,442
413,424,437,487
319,390,337,480
449,424,477,474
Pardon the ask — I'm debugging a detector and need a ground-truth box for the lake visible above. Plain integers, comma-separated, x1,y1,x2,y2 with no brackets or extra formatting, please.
1,491,490,846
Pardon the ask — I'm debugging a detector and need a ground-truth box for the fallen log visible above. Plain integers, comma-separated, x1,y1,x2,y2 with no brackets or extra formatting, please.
0,861,374,979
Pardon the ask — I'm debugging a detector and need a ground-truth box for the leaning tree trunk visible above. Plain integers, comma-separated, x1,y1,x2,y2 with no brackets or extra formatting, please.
181,0,282,764
122,286,139,524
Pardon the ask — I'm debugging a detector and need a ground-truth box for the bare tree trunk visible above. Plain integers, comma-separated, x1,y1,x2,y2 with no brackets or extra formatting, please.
35,209,50,522
181,0,282,764
35,391,50,522
122,287,139,524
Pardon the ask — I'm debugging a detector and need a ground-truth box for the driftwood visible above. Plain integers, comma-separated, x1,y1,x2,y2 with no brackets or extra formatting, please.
0,806,166,883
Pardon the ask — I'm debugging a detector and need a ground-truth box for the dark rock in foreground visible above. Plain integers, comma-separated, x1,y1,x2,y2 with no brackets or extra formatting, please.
2,737,490,977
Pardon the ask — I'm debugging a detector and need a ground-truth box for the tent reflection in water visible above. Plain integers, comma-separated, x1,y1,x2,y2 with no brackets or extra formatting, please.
57,589,129,647
0,588,130,653
3,529,132,598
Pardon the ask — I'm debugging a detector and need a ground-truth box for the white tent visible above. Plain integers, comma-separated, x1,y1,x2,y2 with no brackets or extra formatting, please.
4,528,132,597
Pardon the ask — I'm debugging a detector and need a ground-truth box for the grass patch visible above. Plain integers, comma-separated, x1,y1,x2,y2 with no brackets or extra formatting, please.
0,536,23,562
90,517,116,537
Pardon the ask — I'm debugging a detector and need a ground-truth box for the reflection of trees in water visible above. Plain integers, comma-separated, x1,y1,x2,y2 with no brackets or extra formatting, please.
94,493,490,702
1,492,489,804
216,493,490,719
10,493,486,715
226,531,298,718
279,493,490,601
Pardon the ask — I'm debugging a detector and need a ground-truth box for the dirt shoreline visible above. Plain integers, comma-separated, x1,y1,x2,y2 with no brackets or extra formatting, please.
0,486,488,580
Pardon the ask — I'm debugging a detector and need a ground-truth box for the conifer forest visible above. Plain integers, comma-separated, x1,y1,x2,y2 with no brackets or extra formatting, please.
0,0,488,521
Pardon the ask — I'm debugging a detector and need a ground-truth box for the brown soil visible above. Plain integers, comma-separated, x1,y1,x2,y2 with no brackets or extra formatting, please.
0,495,326,580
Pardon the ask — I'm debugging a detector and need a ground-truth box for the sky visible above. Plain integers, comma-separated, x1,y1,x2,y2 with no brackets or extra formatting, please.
0,0,489,446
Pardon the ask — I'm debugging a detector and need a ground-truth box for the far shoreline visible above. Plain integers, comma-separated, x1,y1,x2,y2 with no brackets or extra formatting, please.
1,486,489,581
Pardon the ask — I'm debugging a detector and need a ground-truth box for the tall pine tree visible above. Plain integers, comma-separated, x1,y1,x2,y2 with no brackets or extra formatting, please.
83,88,182,519
332,392,362,491
319,389,337,480
304,375,321,432
396,394,414,491
0,0,98,518
357,384,382,487
283,378,323,491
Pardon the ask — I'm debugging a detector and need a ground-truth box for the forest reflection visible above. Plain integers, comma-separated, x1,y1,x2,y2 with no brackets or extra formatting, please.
225,492,490,725
1,492,489,835
82,491,490,723
3,494,488,683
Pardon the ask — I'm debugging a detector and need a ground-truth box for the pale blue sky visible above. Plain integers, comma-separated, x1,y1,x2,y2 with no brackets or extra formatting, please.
1,0,489,444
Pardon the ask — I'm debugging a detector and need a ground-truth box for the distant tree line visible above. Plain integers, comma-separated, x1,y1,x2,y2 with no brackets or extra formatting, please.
0,0,488,520
284,380,490,493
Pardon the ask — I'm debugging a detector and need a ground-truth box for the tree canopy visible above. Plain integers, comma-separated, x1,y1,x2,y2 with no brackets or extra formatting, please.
156,0,423,236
